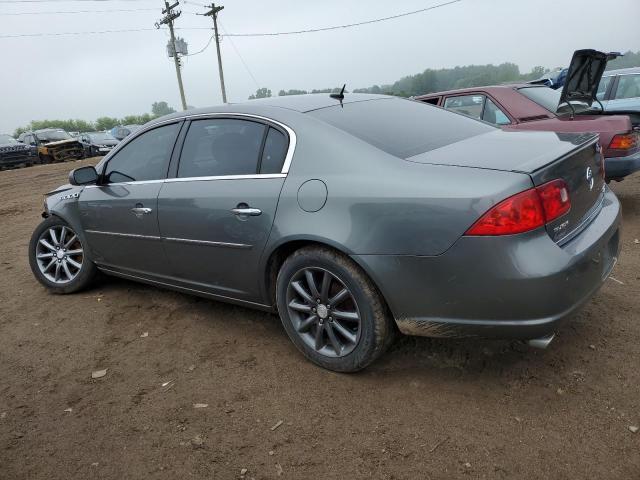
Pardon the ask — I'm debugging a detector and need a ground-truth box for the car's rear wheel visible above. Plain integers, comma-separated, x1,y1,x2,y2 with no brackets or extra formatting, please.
29,216,96,294
276,246,394,372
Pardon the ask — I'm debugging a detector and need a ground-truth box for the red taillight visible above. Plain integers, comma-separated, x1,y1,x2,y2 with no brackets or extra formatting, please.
608,132,639,151
465,179,571,236
536,179,571,221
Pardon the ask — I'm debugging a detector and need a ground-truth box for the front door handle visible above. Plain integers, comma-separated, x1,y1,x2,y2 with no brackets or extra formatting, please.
131,206,152,218
231,207,262,216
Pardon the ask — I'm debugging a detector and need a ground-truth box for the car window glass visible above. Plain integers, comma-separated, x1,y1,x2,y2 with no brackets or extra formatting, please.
178,119,266,178
482,98,511,125
614,75,640,100
443,95,485,119
596,76,612,100
104,123,180,183
259,128,288,174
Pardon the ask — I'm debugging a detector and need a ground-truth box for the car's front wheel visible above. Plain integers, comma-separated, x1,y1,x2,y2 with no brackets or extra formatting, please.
28,216,96,294
276,246,394,372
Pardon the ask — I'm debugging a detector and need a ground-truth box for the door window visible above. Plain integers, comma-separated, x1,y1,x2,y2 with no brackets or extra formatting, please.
178,118,266,178
482,98,511,125
104,123,180,183
259,128,288,174
614,75,640,100
596,76,613,100
443,95,485,119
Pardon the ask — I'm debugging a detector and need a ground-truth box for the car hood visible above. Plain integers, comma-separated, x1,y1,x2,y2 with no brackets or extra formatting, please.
558,49,620,110
43,138,81,147
406,128,598,174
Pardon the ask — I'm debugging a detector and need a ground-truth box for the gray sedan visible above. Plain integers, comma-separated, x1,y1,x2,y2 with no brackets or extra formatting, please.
29,94,621,372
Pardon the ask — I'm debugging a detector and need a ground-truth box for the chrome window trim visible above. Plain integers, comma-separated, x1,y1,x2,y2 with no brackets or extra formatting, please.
164,173,285,183
96,113,297,184
85,179,165,188
183,112,297,174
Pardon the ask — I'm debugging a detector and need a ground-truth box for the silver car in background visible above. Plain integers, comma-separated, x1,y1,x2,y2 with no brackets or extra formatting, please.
29,94,621,372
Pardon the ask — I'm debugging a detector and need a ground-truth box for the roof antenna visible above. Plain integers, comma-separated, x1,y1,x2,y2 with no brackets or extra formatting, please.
330,84,346,101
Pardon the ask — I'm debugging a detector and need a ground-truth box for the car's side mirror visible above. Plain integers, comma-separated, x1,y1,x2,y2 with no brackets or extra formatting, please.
69,166,99,185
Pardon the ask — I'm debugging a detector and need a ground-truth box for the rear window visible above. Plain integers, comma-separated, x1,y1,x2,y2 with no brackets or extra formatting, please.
308,98,493,158
517,86,560,112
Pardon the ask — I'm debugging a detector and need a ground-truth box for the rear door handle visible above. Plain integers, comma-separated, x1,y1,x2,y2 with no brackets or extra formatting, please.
231,207,262,216
131,207,152,218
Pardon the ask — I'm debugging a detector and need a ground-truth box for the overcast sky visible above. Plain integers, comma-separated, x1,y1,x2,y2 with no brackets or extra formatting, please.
1,0,638,133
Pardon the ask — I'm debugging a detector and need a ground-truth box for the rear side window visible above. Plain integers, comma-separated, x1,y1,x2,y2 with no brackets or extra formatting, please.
178,119,266,178
104,123,180,183
260,128,288,174
596,76,613,100
309,98,493,158
483,98,511,125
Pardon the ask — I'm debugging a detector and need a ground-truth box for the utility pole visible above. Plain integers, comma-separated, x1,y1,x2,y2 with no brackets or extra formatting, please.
156,1,188,111
204,3,227,103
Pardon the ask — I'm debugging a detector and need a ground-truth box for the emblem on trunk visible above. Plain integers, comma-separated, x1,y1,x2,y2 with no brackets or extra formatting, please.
586,167,594,190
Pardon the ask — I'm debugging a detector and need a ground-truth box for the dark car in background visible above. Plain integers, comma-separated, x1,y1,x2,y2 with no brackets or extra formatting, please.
417,50,640,181
529,68,568,90
0,134,35,169
110,124,141,141
28,94,620,371
78,131,119,157
18,129,85,164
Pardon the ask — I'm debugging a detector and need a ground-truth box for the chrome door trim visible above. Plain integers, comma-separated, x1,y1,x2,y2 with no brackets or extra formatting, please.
85,230,161,241
163,237,252,249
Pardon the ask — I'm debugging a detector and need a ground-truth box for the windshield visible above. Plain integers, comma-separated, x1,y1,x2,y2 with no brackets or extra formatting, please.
88,132,116,143
518,86,591,115
36,130,72,142
0,134,18,144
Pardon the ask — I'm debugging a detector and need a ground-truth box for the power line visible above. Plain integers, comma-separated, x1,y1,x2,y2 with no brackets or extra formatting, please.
183,34,213,56
219,0,462,37
0,1,462,39
0,7,158,15
219,21,260,90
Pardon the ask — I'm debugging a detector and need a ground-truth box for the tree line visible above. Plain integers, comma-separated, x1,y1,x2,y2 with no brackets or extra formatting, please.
248,49,640,100
13,101,177,137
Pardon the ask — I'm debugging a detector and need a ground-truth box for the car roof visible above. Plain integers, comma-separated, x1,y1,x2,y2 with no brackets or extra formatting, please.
415,84,532,99
34,128,65,133
603,66,640,76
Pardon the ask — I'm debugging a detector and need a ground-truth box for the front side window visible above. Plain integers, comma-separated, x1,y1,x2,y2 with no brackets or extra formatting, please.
104,123,180,183
178,119,266,178
482,98,511,125
614,75,640,100
443,95,485,119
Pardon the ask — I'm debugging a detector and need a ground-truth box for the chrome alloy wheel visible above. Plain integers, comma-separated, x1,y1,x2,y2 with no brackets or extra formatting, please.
286,267,361,358
35,225,84,284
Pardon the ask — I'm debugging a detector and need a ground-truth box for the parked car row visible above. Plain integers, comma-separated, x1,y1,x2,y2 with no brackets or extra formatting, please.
0,126,134,169
417,50,640,182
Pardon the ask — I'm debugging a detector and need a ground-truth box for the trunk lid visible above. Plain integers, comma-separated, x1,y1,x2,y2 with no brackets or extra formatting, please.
406,129,604,244
558,49,620,111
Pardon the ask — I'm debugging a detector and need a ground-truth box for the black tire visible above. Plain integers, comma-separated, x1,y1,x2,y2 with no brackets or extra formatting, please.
29,216,97,294
276,246,394,372
38,154,52,164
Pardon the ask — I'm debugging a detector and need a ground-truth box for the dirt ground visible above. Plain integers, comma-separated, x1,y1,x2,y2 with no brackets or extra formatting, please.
0,159,638,480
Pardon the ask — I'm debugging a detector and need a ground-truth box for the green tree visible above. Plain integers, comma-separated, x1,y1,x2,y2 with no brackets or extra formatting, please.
94,117,120,131
606,50,640,70
248,88,272,99
151,101,176,117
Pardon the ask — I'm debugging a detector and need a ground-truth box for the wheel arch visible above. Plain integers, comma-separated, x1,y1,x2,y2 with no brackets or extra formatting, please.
261,236,393,318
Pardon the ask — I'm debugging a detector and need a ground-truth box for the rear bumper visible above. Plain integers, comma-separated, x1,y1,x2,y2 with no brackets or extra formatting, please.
605,150,640,179
353,188,621,340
